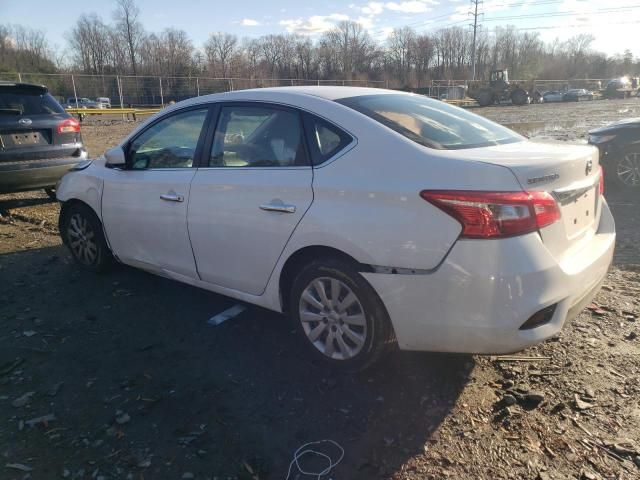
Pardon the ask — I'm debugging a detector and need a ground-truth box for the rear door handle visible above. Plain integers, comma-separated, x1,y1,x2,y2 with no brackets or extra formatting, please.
160,193,184,202
259,203,296,214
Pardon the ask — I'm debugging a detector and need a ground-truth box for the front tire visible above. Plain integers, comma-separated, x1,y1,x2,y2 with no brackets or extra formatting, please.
289,259,396,372
60,203,113,272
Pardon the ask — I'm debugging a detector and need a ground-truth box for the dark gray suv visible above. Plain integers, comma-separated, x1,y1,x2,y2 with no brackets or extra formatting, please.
0,82,88,197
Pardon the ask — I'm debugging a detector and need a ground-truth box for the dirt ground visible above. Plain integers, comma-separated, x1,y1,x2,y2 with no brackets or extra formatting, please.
0,98,638,480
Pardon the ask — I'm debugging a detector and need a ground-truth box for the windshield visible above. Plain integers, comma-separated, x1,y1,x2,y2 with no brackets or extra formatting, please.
0,91,65,115
336,93,523,150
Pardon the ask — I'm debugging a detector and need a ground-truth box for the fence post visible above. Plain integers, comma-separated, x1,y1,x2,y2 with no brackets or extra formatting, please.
18,72,22,82
159,77,164,107
196,77,200,96
228,78,234,91
116,76,125,122
71,74,79,107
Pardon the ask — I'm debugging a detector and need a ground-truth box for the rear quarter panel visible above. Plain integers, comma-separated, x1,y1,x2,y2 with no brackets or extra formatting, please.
283,106,524,271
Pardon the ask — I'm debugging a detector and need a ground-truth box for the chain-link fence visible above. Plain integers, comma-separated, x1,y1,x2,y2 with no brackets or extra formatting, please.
0,72,388,107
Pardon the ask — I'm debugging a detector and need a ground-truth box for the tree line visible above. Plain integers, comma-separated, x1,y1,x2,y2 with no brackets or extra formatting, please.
1,0,639,86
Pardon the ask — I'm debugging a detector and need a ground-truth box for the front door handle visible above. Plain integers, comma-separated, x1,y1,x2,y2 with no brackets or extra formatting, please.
160,193,184,202
259,203,296,214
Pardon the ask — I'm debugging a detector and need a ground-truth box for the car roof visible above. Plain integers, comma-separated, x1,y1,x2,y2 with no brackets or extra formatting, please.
0,82,48,93
183,86,399,105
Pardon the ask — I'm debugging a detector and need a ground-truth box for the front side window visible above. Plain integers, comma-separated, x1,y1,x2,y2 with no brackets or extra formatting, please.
336,94,523,150
210,106,308,167
128,108,208,169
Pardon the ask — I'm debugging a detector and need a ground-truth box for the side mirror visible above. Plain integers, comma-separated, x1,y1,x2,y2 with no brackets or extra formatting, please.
105,146,126,168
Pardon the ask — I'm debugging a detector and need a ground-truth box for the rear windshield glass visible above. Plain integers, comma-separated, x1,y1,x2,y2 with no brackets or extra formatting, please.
0,91,65,116
336,93,523,150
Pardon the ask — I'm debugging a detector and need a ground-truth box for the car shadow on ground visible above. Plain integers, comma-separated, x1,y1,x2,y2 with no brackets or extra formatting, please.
0,244,473,479
0,195,55,215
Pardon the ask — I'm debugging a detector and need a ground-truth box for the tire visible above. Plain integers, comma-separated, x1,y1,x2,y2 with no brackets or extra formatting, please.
289,258,396,372
44,188,57,200
476,89,494,107
611,148,640,190
60,202,114,272
511,89,529,106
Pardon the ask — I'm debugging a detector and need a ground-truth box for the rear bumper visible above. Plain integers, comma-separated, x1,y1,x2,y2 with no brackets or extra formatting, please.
0,156,87,193
363,199,616,354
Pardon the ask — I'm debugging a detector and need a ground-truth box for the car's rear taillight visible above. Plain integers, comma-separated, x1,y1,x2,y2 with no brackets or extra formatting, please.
599,165,604,195
58,118,81,134
420,190,561,239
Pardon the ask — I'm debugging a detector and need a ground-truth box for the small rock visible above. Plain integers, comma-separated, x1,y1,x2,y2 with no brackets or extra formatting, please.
625,331,637,341
12,391,35,408
580,469,598,480
5,463,33,472
584,387,596,399
574,394,595,411
634,455,640,467
22,330,37,337
62,468,71,478
501,380,515,389
25,413,56,427
115,412,130,425
501,394,518,407
182,474,195,479
49,382,64,397
521,391,545,408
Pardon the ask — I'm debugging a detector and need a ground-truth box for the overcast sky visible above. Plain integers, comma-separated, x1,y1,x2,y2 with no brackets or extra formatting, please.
1,0,638,56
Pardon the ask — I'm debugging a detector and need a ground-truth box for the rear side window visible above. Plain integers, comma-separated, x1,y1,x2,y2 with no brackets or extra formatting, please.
303,114,352,165
0,91,65,115
336,94,522,150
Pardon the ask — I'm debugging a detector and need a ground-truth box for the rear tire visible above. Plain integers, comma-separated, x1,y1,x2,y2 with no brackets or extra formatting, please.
612,148,640,190
60,203,113,272
289,259,396,372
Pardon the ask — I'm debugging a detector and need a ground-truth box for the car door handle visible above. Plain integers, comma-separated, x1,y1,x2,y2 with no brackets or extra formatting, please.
259,203,296,214
160,193,184,202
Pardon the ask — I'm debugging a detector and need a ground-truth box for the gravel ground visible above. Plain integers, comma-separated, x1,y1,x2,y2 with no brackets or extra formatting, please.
0,98,638,480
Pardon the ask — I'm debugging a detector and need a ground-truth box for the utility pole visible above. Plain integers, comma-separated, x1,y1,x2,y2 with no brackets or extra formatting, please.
469,0,482,80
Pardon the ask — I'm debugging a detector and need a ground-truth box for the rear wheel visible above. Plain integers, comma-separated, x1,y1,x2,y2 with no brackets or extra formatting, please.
289,259,395,372
613,148,640,190
61,203,113,272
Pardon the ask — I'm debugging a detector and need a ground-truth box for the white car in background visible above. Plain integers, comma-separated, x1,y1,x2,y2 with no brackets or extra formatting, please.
55,87,615,370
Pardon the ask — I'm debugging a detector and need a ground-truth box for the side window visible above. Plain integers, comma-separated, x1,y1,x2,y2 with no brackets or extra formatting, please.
129,108,208,170
304,115,352,165
210,106,308,167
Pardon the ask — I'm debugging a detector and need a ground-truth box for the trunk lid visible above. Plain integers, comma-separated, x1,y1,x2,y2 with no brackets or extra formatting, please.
464,140,602,260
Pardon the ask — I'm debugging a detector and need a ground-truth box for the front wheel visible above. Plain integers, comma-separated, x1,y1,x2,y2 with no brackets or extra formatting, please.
289,259,396,372
60,203,113,272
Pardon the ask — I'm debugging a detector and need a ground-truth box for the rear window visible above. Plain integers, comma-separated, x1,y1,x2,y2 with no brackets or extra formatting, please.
336,93,523,150
0,90,65,115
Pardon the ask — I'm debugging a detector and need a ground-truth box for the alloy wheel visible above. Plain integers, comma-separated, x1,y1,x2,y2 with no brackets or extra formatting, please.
617,152,640,187
298,277,367,360
67,213,98,266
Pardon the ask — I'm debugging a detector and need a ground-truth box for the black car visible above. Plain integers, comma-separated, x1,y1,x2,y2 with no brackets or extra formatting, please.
588,118,640,190
0,82,88,197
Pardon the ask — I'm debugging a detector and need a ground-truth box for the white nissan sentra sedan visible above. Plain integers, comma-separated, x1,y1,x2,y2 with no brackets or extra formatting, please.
56,87,615,371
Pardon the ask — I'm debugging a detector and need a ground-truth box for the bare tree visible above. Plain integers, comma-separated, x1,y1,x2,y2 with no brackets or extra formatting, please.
113,0,143,75
204,32,238,78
